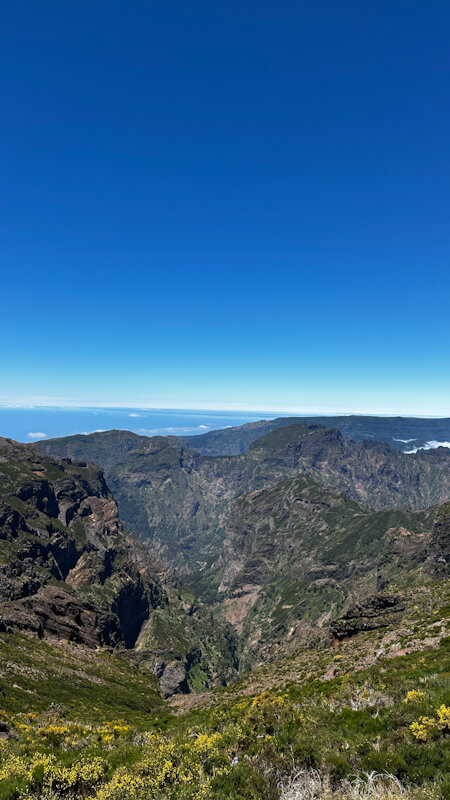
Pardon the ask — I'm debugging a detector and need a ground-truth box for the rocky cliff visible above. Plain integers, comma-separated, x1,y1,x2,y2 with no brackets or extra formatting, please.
0,436,237,695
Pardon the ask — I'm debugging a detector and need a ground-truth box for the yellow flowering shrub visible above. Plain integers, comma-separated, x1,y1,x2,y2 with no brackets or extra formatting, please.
410,717,437,741
93,733,228,800
436,704,450,731
0,748,106,796
44,756,106,793
404,690,427,703
410,704,450,741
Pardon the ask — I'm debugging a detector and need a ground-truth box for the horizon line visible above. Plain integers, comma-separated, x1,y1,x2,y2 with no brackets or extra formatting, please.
0,402,449,419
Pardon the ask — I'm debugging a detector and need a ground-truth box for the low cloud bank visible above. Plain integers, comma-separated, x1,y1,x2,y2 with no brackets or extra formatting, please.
405,440,450,454
137,424,211,436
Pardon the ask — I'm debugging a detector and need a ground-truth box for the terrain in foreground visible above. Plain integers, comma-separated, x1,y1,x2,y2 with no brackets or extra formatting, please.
0,417,449,799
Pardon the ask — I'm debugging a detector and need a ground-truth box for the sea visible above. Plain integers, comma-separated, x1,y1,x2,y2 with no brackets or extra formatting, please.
0,407,276,444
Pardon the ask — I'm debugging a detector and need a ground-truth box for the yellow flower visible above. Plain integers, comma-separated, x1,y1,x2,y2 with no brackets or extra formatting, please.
437,704,450,729
404,690,426,703
410,716,437,741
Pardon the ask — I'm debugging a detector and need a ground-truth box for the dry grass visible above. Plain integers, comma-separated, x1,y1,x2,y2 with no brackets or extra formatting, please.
279,770,437,800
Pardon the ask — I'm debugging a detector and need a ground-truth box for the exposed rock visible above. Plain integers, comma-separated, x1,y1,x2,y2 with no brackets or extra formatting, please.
158,659,189,697
0,436,239,695
213,470,434,666
1,585,123,648
330,594,406,641
222,585,262,630
0,721,18,741
426,503,450,576
0,437,172,652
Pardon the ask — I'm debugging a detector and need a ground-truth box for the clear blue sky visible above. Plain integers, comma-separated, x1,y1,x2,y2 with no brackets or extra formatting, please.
1,1,449,415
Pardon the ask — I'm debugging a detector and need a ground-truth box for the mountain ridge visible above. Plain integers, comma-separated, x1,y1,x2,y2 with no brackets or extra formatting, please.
39,421,450,573
186,414,450,455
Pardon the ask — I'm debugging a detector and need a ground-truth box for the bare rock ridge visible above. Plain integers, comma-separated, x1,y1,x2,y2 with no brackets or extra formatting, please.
330,594,407,640
426,501,450,575
0,436,156,649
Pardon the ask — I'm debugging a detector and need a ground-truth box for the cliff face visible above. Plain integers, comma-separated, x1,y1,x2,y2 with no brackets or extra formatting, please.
247,424,450,510
39,430,302,572
0,436,163,648
40,423,450,574
0,437,238,695
214,472,439,668
426,502,450,576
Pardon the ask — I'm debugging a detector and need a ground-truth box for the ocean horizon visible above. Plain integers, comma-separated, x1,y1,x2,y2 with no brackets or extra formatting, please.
0,406,282,443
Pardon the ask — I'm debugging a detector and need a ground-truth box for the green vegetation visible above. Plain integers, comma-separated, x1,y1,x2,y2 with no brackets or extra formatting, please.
186,414,450,456
39,421,450,574
1,421,449,798
0,631,449,799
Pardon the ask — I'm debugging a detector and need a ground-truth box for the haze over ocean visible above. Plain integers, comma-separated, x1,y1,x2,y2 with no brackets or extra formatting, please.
0,407,272,443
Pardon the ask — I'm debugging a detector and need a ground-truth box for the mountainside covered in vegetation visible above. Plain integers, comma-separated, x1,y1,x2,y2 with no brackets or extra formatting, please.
40,422,450,573
0,580,448,800
214,474,448,669
186,415,450,455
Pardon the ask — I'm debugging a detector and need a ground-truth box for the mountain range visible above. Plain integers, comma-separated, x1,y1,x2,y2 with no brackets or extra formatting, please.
185,414,450,454
0,415,449,799
39,421,450,574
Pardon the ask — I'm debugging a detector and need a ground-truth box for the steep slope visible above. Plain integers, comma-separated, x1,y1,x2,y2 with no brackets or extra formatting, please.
249,424,450,509
215,472,449,669
0,436,237,694
300,414,450,452
1,451,449,798
0,435,155,649
2,617,449,800
1,549,449,800
186,414,450,455
39,428,314,571
186,416,308,455
40,424,450,575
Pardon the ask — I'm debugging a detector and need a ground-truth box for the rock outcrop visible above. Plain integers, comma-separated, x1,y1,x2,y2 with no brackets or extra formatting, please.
0,585,122,647
330,594,406,641
426,502,450,576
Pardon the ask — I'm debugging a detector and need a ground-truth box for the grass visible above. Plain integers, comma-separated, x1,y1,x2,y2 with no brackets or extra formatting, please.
1,624,449,799
0,631,164,725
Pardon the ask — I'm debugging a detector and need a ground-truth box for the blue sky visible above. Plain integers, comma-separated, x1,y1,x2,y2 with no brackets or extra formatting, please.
1,1,449,415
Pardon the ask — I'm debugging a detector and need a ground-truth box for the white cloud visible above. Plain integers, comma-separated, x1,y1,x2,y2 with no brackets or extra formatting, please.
137,425,213,436
27,432,47,440
405,440,450,454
